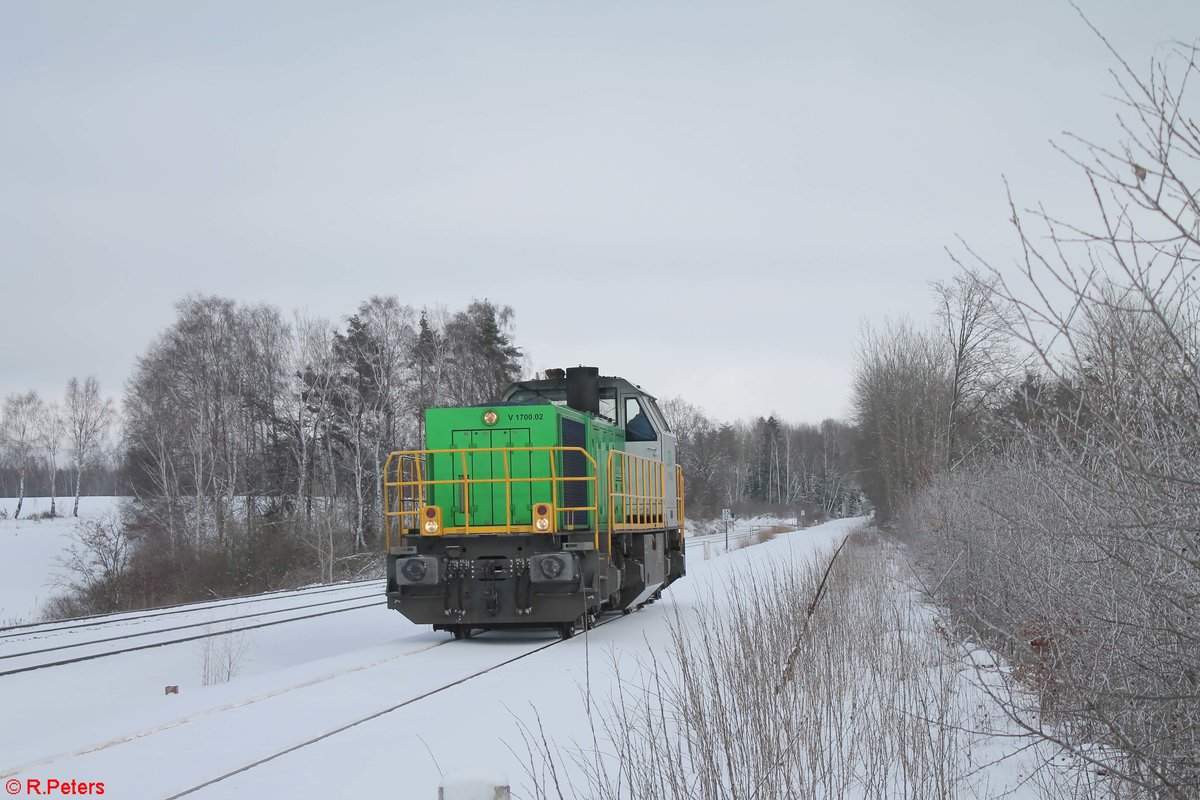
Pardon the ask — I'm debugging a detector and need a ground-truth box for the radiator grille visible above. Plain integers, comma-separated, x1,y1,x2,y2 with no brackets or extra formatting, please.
561,418,588,528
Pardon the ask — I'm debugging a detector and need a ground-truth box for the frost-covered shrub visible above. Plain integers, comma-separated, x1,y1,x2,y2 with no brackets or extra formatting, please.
521,536,990,799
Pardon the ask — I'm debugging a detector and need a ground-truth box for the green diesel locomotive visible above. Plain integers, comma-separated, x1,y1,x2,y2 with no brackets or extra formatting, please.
383,366,685,639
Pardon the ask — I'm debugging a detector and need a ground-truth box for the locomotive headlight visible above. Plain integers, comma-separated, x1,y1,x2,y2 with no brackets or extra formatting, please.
532,503,553,533
529,552,574,583
422,506,442,535
538,555,566,580
397,556,439,585
401,558,429,582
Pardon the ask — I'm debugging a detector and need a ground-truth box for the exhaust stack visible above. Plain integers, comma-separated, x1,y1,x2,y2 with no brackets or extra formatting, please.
565,366,600,415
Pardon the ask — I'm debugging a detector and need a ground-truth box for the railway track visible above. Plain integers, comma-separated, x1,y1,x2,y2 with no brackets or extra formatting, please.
0,592,382,677
683,524,797,550
162,614,619,799
155,525,812,797
1,612,620,794
0,577,384,639
0,517,851,797
0,632,458,783
1,529,778,680
0,524,768,642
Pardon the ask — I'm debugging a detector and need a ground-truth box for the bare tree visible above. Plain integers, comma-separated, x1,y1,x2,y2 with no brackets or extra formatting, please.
410,307,450,439
909,36,1200,798
290,312,339,521
1,391,44,519
64,377,115,517
851,319,950,520
931,269,1023,467
35,401,65,517
337,296,417,550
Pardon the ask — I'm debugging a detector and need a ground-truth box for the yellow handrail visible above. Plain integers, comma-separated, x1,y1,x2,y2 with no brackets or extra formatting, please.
383,447,598,549
384,445,686,558
676,464,686,540
605,449,675,561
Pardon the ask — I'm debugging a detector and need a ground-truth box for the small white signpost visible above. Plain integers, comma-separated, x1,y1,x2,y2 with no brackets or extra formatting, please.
721,508,732,548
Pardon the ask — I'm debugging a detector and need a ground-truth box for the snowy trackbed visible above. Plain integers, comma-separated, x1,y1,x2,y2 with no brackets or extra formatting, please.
0,517,857,799
0,580,383,676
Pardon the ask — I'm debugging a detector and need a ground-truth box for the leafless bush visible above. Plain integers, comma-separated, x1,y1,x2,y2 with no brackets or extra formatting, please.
54,509,135,613
517,533,1012,799
898,28,1200,799
199,627,249,686
40,593,91,621
909,437,1200,798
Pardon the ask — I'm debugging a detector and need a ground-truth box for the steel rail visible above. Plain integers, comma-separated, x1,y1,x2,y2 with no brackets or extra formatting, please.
1,593,380,662
162,615,620,799
0,577,383,638
0,601,381,678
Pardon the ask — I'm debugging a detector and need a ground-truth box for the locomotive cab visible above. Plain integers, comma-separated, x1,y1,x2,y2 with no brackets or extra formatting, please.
503,368,678,519
382,366,685,639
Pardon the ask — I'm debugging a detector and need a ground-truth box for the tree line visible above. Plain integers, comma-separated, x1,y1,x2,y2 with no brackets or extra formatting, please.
849,43,1200,797
22,289,862,614
104,295,524,608
662,399,860,522
0,377,117,519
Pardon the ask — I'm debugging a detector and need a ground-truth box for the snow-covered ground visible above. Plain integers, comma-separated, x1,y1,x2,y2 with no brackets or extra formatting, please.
0,517,845,797
0,496,118,625
0,513,1069,799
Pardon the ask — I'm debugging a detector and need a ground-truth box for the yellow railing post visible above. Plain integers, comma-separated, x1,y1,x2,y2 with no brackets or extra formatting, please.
639,457,646,525
677,465,685,538
503,449,512,529
548,450,558,532
606,450,615,563
460,450,470,532
383,452,393,550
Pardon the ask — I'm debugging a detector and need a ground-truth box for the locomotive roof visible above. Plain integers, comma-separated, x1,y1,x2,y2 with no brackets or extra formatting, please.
502,374,658,402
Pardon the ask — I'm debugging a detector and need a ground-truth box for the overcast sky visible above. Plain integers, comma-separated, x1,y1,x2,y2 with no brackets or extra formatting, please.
1,1,1195,423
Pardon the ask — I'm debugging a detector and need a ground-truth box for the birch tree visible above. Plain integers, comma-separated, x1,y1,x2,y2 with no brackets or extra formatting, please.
1,391,43,519
36,401,65,517
64,376,116,517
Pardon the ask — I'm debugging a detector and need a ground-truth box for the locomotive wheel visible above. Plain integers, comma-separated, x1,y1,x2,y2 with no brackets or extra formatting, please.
621,607,632,616
452,625,472,640
557,621,576,640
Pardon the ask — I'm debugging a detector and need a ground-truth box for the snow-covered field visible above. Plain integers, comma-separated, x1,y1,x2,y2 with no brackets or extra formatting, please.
0,496,117,625
0,513,1059,799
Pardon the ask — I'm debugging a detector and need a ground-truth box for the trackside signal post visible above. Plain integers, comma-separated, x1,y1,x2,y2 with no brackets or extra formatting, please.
722,508,732,548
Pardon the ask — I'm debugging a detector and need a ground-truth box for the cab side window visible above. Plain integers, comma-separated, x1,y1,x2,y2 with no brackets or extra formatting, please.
624,397,657,442
599,397,618,423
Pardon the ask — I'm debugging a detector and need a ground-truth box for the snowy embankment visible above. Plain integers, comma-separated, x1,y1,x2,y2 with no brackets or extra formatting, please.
0,496,118,625
0,516,1066,800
